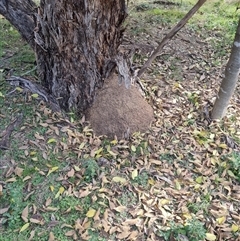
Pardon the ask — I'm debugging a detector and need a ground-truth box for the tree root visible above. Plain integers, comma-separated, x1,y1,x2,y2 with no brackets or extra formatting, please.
0,114,23,150
6,76,61,112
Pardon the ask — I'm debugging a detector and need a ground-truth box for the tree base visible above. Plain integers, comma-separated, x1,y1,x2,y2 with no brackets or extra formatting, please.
86,74,154,139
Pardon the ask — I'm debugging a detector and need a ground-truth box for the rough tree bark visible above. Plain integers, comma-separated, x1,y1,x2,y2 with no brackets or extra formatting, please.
211,17,240,119
0,0,127,113
0,0,154,138
0,0,37,49
36,0,127,113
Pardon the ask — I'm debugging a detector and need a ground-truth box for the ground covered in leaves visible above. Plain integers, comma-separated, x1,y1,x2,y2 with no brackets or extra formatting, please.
1,0,240,240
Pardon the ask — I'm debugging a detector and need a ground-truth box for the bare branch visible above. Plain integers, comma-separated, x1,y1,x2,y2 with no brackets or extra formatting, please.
0,0,37,49
137,0,207,78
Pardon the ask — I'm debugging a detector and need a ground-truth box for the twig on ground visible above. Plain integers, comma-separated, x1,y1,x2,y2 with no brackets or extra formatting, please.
0,114,23,150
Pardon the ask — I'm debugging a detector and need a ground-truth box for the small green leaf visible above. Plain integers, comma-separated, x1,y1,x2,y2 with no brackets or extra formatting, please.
86,208,96,218
227,170,236,178
55,186,65,198
47,138,56,144
131,145,136,152
47,166,59,176
16,87,23,92
31,93,39,98
19,223,30,232
112,176,127,184
174,180,181,190
131,169,138,180
195,176,203,184
206,233,216,241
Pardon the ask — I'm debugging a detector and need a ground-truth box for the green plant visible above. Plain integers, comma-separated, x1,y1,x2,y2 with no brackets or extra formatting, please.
1,182,26,230
132,170,149,187
183,219,206,241
187,200,210,214
82,159,99,182
119,191,138,206
88,230,106,241
159,153,176,164
160,219,206,241
227,152,240,181
219,152,240,181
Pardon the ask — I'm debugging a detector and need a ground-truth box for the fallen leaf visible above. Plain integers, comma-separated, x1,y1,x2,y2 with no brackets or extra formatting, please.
216,216,226,225
112,176,127,184
23,176,32,182
30,218,41,224
206,233,216,241
31,93,39,98
148,178,155,185
174,179,181,190
55,186,65,198
45,198,52,207
16,87,23,92
0,206,9,214
94,208,101,221
14,167,23,177
47,166,59,176
67,168,75,177
48,232,55,241
113,206,127,213
44,207,59,211
227,170,236,178
195,176,203,184
34,132,45,140
86,208,96,218
117,231,130,239
19,223,30,232
131,169,138,180
149,159,162,165
232,224,239,232
6,177,16,183
108,150,118,157
47,138,57,144
128,230,139,239
65,230,75,237
28,230,35,241
131,145,136,152
73,165,80,171
21,205,29,222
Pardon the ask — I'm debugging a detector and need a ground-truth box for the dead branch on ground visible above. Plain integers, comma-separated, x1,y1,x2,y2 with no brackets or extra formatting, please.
0,114,23,150
137,0,207,78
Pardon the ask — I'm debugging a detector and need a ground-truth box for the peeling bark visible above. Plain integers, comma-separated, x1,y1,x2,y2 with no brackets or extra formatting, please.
35,0,127,113
0,0,37,49
1,0,127,114
211,17,240,119
1,0,155,137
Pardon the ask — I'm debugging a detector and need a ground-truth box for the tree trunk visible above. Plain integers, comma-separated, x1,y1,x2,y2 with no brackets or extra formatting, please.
1,0,154,137
35,0,127,113
0,0,37,49
1,0,127,113
211,17,240,119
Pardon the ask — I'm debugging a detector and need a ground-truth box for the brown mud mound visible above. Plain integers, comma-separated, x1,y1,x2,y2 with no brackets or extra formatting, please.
86,75,154,139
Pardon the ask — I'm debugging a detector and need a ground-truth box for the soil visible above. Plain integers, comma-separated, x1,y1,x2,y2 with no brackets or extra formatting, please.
86,74,154,139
